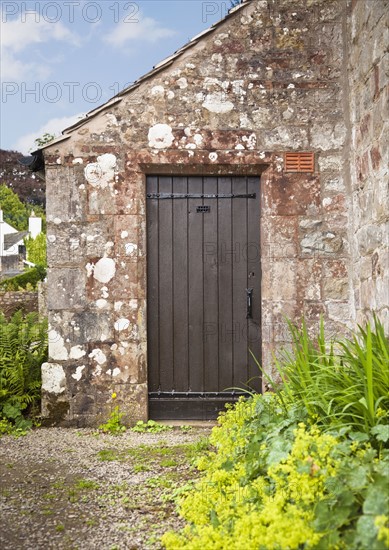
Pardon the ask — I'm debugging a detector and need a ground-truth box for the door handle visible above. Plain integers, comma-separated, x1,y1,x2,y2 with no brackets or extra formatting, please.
246,288,253,319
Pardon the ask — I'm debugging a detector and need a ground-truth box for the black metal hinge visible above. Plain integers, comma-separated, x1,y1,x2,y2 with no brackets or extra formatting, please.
149,391,244,398
146,193,256,200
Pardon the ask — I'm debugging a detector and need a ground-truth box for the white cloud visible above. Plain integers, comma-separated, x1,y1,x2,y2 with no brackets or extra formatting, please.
1,49,51,81
13,113,85,154
103,15,176,48
0,10,79,81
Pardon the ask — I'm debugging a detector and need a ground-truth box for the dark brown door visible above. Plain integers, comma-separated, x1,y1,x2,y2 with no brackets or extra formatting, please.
146,175,261,420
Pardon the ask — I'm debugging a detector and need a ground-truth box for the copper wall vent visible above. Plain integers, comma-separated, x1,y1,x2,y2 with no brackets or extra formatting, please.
284,152,315,173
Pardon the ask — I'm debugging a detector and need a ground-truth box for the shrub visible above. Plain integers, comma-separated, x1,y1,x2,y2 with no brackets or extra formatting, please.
0,265,46,291
0,311,47,432
25,233,47,266
162,318,389,549
269,316,389,438
163,396,389,549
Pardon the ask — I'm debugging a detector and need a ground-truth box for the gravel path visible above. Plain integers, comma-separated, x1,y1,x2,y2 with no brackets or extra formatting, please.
0,427,212,550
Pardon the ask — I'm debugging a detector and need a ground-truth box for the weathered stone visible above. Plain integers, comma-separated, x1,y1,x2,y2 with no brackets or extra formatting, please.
266,174,320,216
310,122,347,151
356,225,385,256
47,268,86,310
261,216,298,258
327,301,352,322
300,231,344,255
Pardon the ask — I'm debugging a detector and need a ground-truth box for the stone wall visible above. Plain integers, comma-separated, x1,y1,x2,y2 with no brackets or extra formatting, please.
0,291,38,319
347,0,389,331
41,0,374,426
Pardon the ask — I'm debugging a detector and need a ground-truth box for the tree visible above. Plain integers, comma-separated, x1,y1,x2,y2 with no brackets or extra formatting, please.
25,233,47,266
0,185,28,230
0,185,46,231
0,149,45,207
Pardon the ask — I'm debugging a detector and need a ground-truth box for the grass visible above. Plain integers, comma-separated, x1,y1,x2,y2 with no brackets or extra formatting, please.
256,316,389,437
96,440,210,475
161,458,178,467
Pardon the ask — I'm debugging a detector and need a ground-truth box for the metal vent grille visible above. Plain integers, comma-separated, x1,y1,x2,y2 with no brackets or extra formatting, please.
284,152,315,173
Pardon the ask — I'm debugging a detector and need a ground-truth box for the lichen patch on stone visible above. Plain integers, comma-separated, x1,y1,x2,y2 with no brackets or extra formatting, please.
93,258,116,284
148,124,174,149
41,363,66,394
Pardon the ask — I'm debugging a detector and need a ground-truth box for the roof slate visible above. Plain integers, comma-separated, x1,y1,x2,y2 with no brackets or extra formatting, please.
4,231,28,251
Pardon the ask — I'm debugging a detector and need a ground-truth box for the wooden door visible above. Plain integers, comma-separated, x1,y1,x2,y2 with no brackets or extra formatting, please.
146,175,261,419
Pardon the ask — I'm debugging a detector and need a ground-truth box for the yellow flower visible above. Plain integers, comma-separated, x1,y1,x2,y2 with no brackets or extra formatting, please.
111,392,117,399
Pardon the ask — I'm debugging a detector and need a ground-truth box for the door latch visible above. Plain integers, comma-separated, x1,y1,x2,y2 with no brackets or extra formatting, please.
246,288,253,319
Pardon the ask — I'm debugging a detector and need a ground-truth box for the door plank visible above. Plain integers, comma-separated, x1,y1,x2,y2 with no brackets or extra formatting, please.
217,176,234,392
247,176,261,392
203,176,219,392
232,176,250,390
158,176,174,391
146,176,160,392
172,176,189,392
188,176,204,392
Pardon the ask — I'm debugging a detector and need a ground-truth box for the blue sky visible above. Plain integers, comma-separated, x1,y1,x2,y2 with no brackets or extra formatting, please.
0,1,235,153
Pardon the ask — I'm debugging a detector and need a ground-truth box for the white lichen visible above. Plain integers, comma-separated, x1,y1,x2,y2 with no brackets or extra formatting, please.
93,258,116,284
71,365,86,381
41,363,66,394
114,318,130,332
177,77,188,89
84,153,117,189
49,330,68,361
202,92,234,113
89,348,107,365
69,345,86,360
125,243,137,256
148,124,174,149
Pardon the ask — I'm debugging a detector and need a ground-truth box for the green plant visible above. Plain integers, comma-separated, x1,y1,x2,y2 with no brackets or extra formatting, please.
134,463,151,473
162,319,389,549
163,395,389,549
25,233,47,266
0,184,46,231
75,479,100,490
161,458,178,468
0,402,32,432
97,448,121,461
0,184,29,230
180,425,192,432
0,416,28,436
146,476,172,489
0,265,46,291
98,406,126,434
0,311,47,433
256,316,389,439
35,132,55,148
131,420,173,433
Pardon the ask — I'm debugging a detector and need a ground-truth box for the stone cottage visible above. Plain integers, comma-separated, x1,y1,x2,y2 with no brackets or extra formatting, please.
0,209,42,278
32,0,388,426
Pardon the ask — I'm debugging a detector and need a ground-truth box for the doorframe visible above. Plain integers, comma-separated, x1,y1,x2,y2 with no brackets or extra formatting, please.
142,163,269,419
